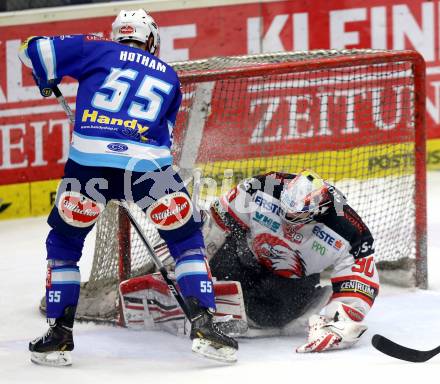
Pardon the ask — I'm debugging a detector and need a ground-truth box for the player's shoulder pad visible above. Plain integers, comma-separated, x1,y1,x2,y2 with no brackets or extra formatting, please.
238,172,297,199
319,203,374,259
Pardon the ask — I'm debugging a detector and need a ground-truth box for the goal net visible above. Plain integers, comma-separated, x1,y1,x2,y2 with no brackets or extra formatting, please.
42,49,426,323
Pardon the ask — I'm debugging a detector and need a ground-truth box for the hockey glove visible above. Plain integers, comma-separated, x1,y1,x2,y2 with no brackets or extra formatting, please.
296,302,367,353
32,72,61,98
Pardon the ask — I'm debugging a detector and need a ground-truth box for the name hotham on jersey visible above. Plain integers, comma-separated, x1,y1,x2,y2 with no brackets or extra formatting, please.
81,109,149,136
119,50,166,73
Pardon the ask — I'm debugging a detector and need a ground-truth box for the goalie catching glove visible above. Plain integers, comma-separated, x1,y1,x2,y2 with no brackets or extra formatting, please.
296,302,367,353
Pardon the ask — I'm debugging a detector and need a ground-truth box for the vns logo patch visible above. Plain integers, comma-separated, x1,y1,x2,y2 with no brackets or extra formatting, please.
147,192,193,230
57,191,104,227
107,143,129,152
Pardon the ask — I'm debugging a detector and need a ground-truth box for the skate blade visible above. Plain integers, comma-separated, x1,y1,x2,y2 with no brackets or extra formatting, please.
30,351,72,367
192,338,237,363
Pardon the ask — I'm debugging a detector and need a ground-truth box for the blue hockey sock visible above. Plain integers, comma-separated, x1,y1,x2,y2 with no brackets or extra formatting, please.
166,229,215,310
46,264,81,319
46,229,85,263
174,250,216,310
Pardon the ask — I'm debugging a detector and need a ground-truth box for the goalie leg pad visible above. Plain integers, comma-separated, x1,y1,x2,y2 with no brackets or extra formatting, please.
120,274,248,336
120,273,187,333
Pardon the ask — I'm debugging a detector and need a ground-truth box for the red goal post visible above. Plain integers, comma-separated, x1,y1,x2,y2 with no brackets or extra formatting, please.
43,49,426,323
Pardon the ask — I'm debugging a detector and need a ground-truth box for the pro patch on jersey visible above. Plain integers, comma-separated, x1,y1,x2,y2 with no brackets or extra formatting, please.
57,191,104,227
147,192,193,230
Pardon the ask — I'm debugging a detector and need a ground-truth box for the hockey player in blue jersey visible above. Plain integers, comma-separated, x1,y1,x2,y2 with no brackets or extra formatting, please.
18,9,237,366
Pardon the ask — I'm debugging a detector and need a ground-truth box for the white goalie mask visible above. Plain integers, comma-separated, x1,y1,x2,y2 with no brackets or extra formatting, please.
279,170,331,226
112,9,160,55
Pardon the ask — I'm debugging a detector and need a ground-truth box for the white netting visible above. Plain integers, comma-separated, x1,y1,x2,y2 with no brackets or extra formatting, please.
40,49,425,323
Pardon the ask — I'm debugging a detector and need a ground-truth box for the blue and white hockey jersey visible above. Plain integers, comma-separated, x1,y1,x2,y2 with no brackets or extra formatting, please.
19,34,182,172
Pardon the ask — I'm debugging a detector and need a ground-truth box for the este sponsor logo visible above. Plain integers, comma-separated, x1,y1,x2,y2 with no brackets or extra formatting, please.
253,211,281,232
254,195,281,214
81,109,149,140
107,143,129,153
147,192,193,230
58,191,104,228
312,225,344,250
119,25,135,34
311,241,326,256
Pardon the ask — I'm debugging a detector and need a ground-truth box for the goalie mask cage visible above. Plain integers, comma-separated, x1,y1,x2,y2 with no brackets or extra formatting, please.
42,49,427,323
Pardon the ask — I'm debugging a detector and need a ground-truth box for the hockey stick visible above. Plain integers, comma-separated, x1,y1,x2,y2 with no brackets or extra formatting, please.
372,334,440,363
118,201,193,321
51,85,194,322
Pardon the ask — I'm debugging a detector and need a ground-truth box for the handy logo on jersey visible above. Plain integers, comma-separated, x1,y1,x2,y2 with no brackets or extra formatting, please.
252,212,280,232
57,191,104,228
312,225,344,251
147,192,193,230
119,26,135,35
107,143,129,153
252,233,306,278
81,109,149,137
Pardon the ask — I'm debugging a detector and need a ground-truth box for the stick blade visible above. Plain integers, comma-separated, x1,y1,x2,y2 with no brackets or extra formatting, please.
372,334,439,363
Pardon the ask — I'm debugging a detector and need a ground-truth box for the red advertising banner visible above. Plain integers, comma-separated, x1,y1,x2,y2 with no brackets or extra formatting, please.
0,0,438,186
192,62,414,162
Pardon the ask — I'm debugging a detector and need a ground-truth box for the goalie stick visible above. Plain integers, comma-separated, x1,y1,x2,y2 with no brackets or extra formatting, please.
372,334,440,363
51,85,194,322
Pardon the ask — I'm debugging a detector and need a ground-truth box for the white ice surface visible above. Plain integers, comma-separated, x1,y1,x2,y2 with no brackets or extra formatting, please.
1,173,440,383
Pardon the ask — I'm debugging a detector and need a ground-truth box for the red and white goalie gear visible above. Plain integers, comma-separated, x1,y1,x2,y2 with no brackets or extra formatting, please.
329,254,380,319
296,253,379,353
119,273,248,336
296,302,368,353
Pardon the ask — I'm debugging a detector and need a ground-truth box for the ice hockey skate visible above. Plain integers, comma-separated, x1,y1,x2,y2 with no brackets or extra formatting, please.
29,306,75,367
188,298,238,363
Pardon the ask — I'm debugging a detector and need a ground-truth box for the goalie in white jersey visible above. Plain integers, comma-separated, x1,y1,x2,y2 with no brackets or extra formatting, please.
121,169,379,352
203,169,379,352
